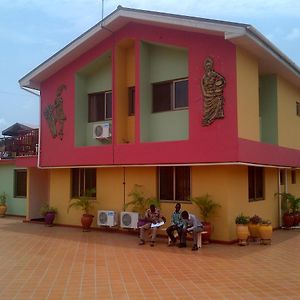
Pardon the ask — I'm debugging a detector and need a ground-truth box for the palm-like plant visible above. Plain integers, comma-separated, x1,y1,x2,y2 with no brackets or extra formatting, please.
276,192,300,213
191,194,221,222
124,184,160,216
68,188,96,215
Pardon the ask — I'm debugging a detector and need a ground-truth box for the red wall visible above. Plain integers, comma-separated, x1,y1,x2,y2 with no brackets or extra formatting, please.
39,22,239,167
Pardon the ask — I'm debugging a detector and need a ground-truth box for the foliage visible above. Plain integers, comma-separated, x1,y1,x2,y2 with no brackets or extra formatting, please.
40,203,58,216
0,192,8,206
249,214,262,224
276,192,300,213
191,194,221,222
68,188,97,215
124,184,160,215
235,213,250,225
261,219,272,225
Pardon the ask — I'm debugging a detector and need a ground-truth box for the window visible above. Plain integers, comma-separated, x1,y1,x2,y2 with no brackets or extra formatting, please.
158,166,190,201
280,169,286,185
248,166,264,201
14,169,27,197
71,168,96,198
291,169,296,184
153,79,188,113
88,91,112,122
128,87,135,116
296,102,300,116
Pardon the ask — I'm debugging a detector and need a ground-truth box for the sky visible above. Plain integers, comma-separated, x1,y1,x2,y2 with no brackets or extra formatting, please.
0,0,299,136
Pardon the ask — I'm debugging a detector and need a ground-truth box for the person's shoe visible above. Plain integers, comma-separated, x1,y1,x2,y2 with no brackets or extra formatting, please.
192,245,198,251
178,243,187,248
150,241,155,247
139,240,145,245
168,241,176,247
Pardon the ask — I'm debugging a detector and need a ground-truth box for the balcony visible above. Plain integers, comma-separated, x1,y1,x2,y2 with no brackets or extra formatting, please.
0,124,39,159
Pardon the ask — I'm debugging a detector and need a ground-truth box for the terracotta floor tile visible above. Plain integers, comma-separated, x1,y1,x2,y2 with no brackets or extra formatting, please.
1,217,300,300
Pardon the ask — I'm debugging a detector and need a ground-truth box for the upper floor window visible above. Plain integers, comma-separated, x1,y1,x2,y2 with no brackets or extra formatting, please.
14,169,27,198
296,102,300,117
248,166,264,202
88,91,112,122
158,166,190,201
71,168,96,198
128,87,135,116
153,79,188,113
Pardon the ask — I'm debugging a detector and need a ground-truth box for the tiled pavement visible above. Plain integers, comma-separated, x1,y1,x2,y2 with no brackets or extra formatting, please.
1,218,300,300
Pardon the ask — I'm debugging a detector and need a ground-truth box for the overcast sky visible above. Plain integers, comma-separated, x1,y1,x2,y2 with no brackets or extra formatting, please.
0,0,299,136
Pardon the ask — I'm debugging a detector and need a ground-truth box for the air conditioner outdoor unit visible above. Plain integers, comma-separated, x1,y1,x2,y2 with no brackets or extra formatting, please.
97,210,118,227
92,122,111,139
120,212,139,229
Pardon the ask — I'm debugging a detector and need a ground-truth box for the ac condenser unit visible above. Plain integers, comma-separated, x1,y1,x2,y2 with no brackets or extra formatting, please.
92,122,111,139
120,212,139,229
97,210,118,227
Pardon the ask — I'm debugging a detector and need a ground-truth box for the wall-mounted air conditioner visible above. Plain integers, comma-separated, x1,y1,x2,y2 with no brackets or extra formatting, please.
120,212,139,229
92,122,111,139
97,210,118,227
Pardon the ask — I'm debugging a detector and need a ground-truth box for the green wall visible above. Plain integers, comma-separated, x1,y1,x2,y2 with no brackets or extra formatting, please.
140,42,189,142
75,51,112,146
0,164,26,216
259,75,278,144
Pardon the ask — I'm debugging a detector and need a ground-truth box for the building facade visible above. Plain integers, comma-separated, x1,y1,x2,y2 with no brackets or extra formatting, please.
18,7,300,242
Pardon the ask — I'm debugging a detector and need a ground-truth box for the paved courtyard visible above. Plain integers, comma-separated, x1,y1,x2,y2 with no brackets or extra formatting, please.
0,217,300,300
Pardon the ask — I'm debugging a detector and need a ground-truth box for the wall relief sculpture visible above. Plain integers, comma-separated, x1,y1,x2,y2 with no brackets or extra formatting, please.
43,84,67,140
201,57,226,126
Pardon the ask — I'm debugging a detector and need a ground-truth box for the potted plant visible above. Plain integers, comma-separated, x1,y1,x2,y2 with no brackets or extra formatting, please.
0,192,8,217
259,219,272,244
68,189,96,232
191,194,221,243
235,213,250,246
124,184,160,227
40,203,58,226
248,214,262,240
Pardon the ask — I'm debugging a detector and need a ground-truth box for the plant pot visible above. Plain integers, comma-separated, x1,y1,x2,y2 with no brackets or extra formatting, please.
236,224,249,246
81,214,94,232
293,212,300,226
137,219,148,228
248,223,260,239
283,212,294,227
202,222,212,244
259,224,272,244
0,205,7,217
44,212,56,226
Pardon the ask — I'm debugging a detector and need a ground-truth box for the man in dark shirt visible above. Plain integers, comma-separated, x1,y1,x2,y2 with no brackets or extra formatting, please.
166,203,184,246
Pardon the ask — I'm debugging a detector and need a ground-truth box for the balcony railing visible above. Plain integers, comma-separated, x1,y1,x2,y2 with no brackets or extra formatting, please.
0,129,39,159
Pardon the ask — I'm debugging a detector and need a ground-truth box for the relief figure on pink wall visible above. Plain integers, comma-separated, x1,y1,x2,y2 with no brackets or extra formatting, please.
201,57,226,126
43,84,67,140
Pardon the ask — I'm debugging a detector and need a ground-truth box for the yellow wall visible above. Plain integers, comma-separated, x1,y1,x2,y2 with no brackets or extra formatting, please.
48,165,280,241
277,76,300,149
236,47,260,141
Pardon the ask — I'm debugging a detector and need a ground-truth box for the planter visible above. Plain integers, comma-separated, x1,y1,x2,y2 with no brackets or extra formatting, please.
44,212,56,226
259,224,272,245
81,214,94,232
293,212,300,226
236,224,249,246
202,222,212,244
0,205,7,217
137,219,148,228
248,223,260,239
283,212,294,227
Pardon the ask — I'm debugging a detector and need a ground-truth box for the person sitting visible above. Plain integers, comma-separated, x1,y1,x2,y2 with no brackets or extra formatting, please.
166,203,184,246
139,204,166,247
179,210,204,251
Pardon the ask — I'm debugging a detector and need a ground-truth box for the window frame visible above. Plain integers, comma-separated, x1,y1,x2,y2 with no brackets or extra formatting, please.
152,78,188,113
158,166,191,202
88,90,112,123
248,166,264,202
296,101,300,117
14,169,27,198
291,169,296,184
128,86,135,116
71,168,96,199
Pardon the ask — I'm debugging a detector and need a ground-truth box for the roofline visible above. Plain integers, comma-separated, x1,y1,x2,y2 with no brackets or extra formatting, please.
19,6,300,89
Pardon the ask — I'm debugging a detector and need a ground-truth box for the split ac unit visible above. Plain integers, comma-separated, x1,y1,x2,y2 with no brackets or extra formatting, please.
120,212,139,229
97,210,118,227
92,122,111,139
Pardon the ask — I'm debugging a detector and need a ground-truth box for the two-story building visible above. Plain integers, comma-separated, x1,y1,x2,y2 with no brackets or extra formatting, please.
18,7,300,242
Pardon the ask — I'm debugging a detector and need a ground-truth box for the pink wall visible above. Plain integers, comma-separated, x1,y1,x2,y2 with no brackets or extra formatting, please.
39,22,239,167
